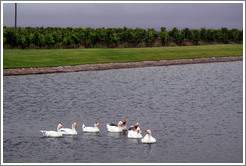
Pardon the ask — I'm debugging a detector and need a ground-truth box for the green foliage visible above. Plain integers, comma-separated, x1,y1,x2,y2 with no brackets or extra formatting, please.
200,27,207,40
181,28,192,41
3,26,243,49
176,31,185,45
206,29,215,42
4,28,18,48
160,27,169,46
64,36,75,48
145,28,157,46
3,28,7,45
32,31,45,48
45,33,55,47
190,30,200,44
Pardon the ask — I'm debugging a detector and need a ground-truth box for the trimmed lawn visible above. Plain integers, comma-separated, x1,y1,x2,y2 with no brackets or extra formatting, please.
3,44,243,69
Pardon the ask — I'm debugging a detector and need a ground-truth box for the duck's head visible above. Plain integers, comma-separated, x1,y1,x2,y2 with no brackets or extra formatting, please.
135,123,140,127
95,122,100,127
146,130,151,135
118,121,123,127
123,118,127,125
73,122,78,127
58,123,63,129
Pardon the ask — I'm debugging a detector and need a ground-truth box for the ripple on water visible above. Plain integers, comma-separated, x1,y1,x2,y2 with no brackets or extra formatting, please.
3,61,243,163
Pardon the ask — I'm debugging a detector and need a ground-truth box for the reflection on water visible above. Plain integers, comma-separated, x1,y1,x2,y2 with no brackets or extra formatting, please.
3,61,243,163
147,144,152,154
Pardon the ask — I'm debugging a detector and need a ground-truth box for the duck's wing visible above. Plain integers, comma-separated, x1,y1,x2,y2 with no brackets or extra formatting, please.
109,123,118,126
128,126,136,131
61,128,71,132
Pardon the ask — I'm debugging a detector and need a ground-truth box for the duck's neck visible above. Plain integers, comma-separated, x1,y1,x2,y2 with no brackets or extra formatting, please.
57,127,61,133
72,125,77,131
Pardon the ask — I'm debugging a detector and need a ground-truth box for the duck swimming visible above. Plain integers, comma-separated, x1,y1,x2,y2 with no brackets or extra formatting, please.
141,130,156,143
40,123,63,138
82,122,100,132
128,126,142,138
61,122,78,135
107,121,123,132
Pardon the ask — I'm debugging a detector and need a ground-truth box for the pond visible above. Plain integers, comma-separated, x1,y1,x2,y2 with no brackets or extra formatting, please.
3,61,243,163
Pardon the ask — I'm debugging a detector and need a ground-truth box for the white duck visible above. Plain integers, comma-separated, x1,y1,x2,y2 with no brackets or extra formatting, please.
40,123,63,137
61,122,78,135
141,130,156,143
82,123,100,132
128,127,142,138
107,121,123,132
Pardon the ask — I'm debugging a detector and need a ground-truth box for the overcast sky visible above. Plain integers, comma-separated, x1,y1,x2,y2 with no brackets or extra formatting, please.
3,3,243,30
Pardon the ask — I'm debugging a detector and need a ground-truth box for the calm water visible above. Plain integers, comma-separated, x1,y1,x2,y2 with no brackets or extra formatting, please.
3,61,243,163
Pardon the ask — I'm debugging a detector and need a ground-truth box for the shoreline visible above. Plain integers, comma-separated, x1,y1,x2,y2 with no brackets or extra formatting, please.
3,56,243,76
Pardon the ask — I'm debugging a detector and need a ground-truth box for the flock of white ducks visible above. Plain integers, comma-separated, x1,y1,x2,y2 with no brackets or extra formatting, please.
40,119,156,144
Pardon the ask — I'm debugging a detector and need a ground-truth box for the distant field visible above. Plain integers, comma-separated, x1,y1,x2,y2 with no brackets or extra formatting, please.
3,44,243,69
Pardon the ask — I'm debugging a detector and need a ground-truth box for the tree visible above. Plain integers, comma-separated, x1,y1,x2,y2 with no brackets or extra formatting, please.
45,33,55,48
221,27,228,35
105,28,113,47
64,36,74,48
110,33,120,47
39,34,45,48
236,30,243,43
134,28,146,46
5,28,18,48
169,27,179,41
176,31,184,45
32,31,40,47
17,34,29,49
52,32,62,47
220,27,229,44
160,27,169,46
125,28,133,46
77,28,85,45
200,27,207,41
145,28,157,46
190,30,200,45
96,27,106,44
84,27,94,48
181,28,192,41
206,29,215,42
216,30,223,43
2,26,244,49
3,27,7,45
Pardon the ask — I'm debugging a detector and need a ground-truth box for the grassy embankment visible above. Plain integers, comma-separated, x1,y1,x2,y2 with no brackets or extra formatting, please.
3,44,243,69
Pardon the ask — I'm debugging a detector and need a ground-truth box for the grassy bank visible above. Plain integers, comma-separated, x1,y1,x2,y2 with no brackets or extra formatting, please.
3,44,243,69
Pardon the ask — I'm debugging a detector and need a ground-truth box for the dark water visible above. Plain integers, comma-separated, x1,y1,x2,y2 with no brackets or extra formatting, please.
3,61,243,163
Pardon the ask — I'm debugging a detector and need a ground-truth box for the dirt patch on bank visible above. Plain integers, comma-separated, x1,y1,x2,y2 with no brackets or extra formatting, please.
3,56,243,76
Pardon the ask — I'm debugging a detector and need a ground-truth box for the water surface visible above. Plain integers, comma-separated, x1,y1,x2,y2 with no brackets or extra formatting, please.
3,61,243,163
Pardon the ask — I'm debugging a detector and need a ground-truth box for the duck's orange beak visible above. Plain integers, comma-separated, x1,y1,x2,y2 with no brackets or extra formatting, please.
137,130,140,133
137,123,139,127
60,126,63,128
98,124,100,127
121,123,123,126
75,124,78,127
146,131,149,135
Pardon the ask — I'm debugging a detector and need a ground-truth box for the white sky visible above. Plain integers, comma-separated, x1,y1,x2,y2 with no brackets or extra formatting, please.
3,2,244,30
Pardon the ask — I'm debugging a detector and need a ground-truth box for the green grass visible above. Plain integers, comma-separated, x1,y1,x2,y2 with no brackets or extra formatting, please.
3,44,243,69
